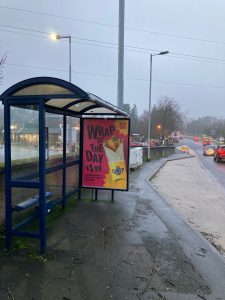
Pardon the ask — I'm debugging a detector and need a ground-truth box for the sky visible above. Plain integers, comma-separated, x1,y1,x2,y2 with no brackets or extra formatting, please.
0,0,225,119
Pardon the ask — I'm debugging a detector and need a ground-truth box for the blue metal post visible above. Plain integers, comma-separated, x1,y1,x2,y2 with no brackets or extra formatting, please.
4,101,12,249
39,101,46,253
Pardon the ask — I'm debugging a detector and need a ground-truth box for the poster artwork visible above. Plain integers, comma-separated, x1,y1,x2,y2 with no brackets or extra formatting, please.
82,119,129,190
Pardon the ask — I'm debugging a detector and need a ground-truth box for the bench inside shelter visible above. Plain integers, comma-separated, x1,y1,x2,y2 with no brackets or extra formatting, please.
13,192,53,211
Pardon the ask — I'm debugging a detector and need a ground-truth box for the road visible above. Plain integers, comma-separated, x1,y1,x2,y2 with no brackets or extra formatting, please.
184,138,225,189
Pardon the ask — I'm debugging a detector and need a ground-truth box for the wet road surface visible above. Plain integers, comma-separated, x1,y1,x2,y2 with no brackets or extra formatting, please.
184,138,225,190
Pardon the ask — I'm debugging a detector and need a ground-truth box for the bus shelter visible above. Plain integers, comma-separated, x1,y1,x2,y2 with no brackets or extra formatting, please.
0,77,129,252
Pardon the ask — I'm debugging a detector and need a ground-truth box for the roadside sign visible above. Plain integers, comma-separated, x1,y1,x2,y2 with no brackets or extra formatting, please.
81,118,129,190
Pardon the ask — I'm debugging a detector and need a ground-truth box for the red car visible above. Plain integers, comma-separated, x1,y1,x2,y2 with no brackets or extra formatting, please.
214,145,225,162
193,136,199,142
202,137,211,146
203,140,211,146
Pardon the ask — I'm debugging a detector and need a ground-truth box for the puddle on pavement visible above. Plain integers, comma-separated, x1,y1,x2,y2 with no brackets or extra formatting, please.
134,198,211,296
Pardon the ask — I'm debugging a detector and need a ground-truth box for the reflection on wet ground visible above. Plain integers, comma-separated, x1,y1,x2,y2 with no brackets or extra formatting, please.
133,195,210,295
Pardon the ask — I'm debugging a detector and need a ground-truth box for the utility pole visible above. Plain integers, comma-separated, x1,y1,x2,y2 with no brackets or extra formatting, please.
117,0,125,109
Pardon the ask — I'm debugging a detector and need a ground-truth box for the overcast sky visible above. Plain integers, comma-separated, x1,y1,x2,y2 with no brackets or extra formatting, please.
0,0,225,119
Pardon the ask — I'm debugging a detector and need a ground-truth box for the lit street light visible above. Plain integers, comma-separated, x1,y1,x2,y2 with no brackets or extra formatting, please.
156,124,162,130
50,33,72,82
147,51,169,161
50,33,73,149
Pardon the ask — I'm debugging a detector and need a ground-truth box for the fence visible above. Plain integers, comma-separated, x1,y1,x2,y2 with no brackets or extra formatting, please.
141,146,175,161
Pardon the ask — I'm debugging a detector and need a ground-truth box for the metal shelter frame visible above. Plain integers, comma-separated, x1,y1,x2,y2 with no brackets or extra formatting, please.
0,77,128,252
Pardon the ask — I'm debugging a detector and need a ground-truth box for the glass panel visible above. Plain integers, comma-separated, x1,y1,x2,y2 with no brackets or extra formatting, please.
66,117,80,162
13,84,74,96
45,98,78,108
68,101,95,112
10,105,39,180
45,113,63,168
66,164,79,194
46,169,63,201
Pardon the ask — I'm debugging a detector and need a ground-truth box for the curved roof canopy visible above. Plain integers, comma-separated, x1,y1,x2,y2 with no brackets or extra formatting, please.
1,77,128,117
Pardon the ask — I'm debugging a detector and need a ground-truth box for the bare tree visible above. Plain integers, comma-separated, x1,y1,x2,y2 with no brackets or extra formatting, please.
0,51,8,86
122,103,140,134
187,116,225,138
121,98,184,141
0,51,8,140
151,96,184,138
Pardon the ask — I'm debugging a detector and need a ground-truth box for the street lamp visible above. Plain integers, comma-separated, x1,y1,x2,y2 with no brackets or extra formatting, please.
50,33,73,150
50,33,72,82
147,51,169,161
157,124,162,130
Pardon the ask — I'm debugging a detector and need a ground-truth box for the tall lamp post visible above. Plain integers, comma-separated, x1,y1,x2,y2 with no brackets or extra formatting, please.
50,33,73,152
147,51,169,161
50,33,72,82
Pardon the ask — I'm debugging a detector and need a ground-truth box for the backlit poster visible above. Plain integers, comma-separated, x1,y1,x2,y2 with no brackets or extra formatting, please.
82,118,129,190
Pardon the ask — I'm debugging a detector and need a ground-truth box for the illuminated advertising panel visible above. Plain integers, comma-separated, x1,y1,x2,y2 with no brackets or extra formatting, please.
82,118,129,190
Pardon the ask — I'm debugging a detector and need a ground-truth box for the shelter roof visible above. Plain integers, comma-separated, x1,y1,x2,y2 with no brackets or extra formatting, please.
0,77,128,117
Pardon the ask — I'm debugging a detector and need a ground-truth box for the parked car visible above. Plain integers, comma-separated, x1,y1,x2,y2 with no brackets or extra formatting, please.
214,145,225,162
203,145,215,156
130,141,143,147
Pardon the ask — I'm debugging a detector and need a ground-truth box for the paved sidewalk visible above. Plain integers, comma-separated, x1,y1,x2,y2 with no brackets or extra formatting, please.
0,152,225,299
152,152,225,256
